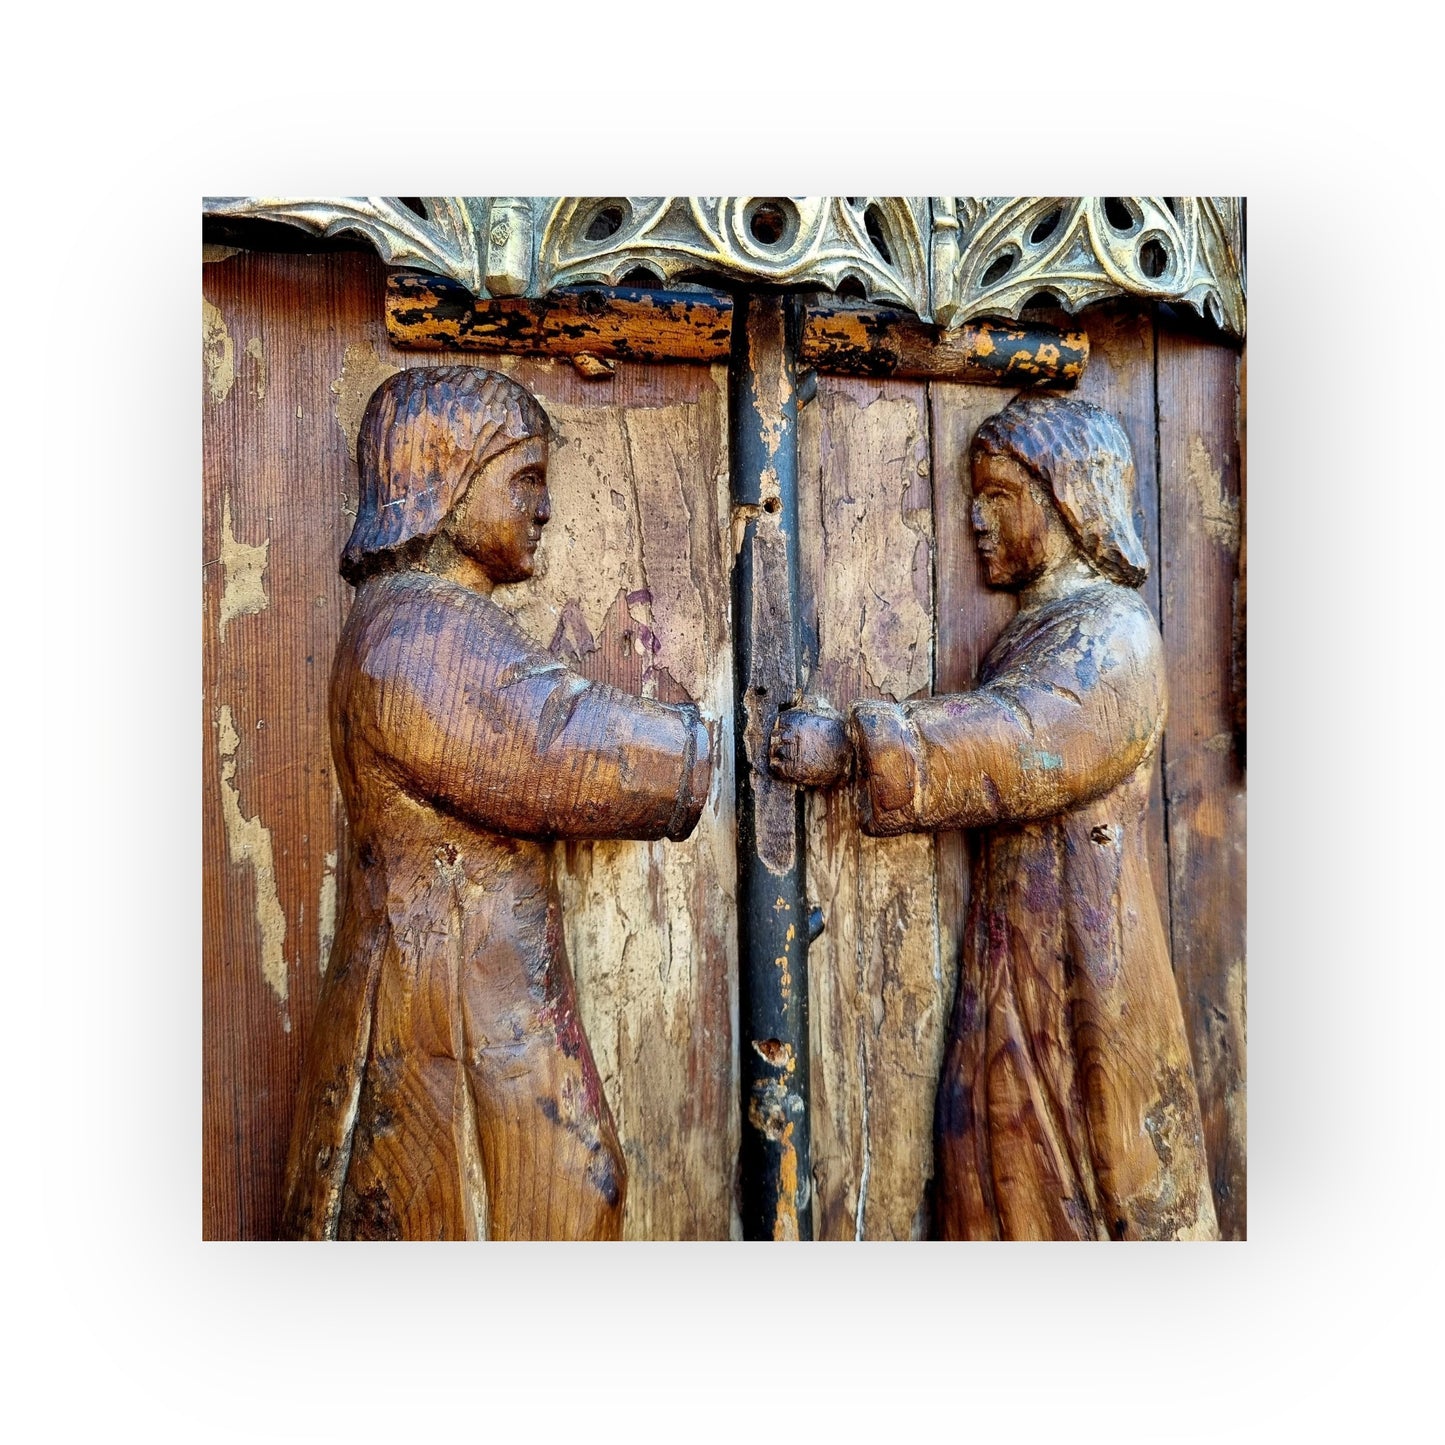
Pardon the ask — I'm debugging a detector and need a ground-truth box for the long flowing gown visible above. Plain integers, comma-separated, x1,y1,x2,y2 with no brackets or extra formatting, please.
851,580,1217,1240
281,569,710,1240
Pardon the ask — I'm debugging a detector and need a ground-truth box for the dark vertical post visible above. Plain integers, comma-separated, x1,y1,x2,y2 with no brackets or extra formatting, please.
730,291,813,1240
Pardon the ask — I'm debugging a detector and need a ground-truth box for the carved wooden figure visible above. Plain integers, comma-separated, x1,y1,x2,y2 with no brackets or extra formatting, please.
771,396,1217,1240
282,367,713,1240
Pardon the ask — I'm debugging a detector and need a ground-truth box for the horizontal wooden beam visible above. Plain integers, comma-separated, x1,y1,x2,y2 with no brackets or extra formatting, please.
802,302,1088,385
385,274,1088,387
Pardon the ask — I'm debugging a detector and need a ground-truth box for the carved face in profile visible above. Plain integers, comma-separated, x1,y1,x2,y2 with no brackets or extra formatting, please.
448,435,552,584
968,396,1149,592
970,452,1074,590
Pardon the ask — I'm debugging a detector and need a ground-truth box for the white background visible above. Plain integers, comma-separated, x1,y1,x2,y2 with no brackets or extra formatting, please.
5,3,1439,1439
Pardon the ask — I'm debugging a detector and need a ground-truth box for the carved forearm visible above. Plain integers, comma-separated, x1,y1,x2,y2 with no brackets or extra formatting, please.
852,682,1155,835
472,677,714,841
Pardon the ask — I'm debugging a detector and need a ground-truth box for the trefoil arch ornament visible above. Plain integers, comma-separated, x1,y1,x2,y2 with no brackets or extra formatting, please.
202,196,1245,336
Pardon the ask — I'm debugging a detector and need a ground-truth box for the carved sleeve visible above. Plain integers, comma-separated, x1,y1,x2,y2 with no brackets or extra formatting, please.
850,598,1165,836
349,582,711,841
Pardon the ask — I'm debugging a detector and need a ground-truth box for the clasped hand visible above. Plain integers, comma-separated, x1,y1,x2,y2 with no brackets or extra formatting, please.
767,704,853,788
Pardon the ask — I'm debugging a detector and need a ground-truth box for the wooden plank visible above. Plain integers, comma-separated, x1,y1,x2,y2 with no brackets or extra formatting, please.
497,354,739,1241
387,274,733,364
1157,326,1247,1239
1072,305,1170,932
385,273,1088,387
202,251,369,1239
203,249,738,1239
799,374,942,1239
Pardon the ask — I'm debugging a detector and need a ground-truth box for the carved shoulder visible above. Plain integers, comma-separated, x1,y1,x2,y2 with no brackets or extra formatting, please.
334,571,710,842
983,583,1166,733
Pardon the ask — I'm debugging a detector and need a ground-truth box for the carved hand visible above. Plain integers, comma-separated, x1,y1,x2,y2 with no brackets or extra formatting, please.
768,705,853,788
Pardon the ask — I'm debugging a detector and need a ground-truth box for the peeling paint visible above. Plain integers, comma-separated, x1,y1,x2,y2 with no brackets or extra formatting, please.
800,376,949,1239
732,502,762,557
571,351,615,378
774,1123,800,1241
218,492,269,638
202,298,236,404
245,335,267,402
752,1038,796,1071
202,243,242,264
318,850,338,975
332,343,402,460
478,373,738,1239
216,704,288,1010
1188,433,1239,550
747,1079,802,1241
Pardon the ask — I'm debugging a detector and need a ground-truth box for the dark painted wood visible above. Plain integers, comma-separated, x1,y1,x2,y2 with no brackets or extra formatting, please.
385,273,1089,387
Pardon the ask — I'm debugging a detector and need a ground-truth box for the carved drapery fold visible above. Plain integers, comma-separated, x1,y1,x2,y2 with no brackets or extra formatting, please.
202,196,1245,336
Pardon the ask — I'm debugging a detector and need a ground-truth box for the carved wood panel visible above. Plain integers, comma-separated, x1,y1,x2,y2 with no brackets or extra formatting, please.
202,247,1244,1241
203,250,737,1239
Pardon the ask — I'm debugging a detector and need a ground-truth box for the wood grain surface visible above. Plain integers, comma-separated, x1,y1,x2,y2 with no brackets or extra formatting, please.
1157,329,1247,1240
204,250,737,1239
798,374,942,1239
204,249,1245,1240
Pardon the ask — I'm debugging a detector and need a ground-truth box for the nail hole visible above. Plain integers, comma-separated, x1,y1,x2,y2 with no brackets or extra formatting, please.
763,496,781,514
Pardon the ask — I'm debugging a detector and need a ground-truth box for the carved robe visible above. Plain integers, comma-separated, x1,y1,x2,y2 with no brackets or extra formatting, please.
282,570,710,1240
852,581,1217,1240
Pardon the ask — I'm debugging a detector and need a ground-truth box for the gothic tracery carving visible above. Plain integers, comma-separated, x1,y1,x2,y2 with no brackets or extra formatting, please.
202,196,1245,336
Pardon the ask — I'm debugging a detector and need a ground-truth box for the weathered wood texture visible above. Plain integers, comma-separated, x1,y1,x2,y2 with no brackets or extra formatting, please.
798,374,943,1239
1157,330,1247,1239
801,305,1087,385
203,250,737,1239
204,250,1243,1241
203,254,358,1240
385,274,1089,386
